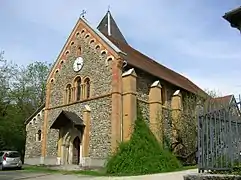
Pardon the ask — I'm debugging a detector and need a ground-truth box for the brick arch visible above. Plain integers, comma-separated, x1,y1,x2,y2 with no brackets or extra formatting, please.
47,19,120,83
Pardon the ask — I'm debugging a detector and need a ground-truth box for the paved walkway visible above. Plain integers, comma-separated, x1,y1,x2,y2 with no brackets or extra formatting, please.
0,168,198,180
94,169,198,180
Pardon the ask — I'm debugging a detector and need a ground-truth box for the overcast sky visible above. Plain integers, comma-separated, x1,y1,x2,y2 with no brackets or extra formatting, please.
1,0,241,97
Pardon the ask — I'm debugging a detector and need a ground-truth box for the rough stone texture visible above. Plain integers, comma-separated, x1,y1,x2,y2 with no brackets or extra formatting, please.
162,107,172,144
25,109,45,158
138,100,149,125
184,174,241,180
49,37,112,108
43,33,113,160
47,96,112,159
136,69,154,102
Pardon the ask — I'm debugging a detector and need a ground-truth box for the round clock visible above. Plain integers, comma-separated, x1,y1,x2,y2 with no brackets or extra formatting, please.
73,57,84,72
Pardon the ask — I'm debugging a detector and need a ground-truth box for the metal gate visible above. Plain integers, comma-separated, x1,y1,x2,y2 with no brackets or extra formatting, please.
197,100,241,172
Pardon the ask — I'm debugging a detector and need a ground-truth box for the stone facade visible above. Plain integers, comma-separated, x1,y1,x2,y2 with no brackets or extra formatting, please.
49,37,112,108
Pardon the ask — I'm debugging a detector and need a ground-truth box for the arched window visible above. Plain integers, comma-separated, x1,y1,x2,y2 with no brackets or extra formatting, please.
37,130,41,142
76,77,82,101
84,78,90,99
66,84,72,103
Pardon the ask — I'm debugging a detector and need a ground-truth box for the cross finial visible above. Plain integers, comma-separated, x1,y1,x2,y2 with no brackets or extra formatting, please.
80,10,87,18
108,5,111,12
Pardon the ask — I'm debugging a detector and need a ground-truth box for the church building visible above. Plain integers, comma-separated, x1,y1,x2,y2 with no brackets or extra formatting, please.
24,11,206,167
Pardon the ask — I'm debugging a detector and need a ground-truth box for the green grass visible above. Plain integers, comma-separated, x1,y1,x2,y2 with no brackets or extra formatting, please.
23,165,106,176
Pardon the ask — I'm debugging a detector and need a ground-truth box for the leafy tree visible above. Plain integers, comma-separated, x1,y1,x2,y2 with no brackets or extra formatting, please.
11,61,51,117
0,51,51,160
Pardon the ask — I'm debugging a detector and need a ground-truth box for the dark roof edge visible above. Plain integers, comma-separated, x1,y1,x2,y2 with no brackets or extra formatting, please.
223,6,241,19
25,103,45,125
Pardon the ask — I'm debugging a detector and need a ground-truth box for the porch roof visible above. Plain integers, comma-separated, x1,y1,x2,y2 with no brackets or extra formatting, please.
50,110,85,130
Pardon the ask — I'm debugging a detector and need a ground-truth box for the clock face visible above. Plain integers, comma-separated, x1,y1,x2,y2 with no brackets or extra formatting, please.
73,57,84,72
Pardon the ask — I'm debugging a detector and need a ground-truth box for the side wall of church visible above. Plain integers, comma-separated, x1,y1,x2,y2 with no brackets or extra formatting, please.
24,109,45,164
135,68,178,139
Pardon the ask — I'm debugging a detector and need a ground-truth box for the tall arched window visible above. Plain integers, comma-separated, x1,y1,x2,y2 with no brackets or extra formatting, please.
66,84,72,103
84,78,90,99
76,77,82,101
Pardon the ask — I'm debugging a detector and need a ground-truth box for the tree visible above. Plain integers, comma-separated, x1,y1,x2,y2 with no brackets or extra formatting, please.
11,61,51,117
0,52,51,160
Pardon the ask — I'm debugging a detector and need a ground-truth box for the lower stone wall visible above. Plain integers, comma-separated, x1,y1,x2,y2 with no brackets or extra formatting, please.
25,112,44,159
24,157,56,165
184,174,241,180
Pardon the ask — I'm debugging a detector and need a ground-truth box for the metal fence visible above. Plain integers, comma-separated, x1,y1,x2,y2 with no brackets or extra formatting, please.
197,99,241,172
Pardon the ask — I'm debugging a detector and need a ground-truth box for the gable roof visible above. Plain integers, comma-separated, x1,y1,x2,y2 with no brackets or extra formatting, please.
97,10,128,44
46,16,125,83
103,34,207,97
24,103,45,125
50,110,85,130
96,11,206,97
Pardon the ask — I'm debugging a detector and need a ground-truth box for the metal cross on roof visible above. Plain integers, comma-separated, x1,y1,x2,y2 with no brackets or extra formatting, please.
80,10,87,18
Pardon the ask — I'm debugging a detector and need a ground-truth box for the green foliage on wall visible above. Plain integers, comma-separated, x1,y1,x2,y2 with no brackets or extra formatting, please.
105,105,181,175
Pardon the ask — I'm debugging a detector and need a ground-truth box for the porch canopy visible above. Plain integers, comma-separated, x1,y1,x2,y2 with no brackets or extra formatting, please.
50,110,85,131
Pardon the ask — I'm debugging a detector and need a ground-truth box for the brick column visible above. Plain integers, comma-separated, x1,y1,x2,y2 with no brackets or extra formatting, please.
171,90,182,143
111,58,123,152
81,105,91,167
122,68,137,141
41,82,51,164
149,80,163,144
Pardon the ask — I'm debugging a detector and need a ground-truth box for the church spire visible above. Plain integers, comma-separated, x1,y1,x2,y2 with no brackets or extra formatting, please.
97,10,128,44
107,10,111,36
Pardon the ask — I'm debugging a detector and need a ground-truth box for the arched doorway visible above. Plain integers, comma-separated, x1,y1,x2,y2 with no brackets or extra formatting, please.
72,136,81,165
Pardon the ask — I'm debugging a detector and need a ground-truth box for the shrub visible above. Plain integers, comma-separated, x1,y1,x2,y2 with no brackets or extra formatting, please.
105,106,181,175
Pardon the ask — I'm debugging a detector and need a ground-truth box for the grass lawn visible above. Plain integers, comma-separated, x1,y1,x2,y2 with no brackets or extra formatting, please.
22,164,197,177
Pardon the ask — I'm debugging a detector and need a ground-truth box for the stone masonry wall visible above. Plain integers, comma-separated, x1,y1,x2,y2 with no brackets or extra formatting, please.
46,96,112,159
49,36,112,108
46,34,113,159
25,109,45,158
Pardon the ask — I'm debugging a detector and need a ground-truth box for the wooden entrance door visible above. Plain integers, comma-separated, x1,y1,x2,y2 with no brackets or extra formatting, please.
72,136,80,165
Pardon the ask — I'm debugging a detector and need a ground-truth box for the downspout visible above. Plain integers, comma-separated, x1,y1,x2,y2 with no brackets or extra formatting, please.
120,60,128,141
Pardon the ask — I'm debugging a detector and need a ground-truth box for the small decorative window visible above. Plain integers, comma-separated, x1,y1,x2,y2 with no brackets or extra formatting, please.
77,46,81,57
76,77,82,101
66,84,72,103
84,78,90,99
36,130,42,142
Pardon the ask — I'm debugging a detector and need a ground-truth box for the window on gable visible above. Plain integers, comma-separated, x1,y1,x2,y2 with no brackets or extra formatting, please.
66,84,72,103
76,77,82,101
84,78,90,99
77,46,81,57
36,130,42,142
